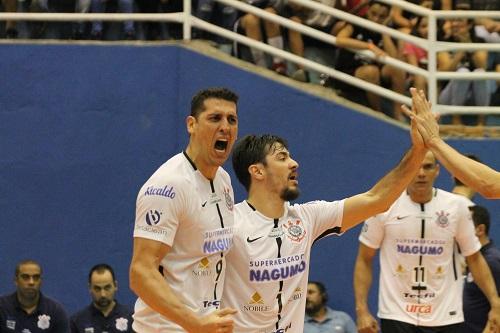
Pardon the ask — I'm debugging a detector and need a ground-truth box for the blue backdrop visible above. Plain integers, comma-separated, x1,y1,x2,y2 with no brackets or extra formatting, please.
0,43,498,320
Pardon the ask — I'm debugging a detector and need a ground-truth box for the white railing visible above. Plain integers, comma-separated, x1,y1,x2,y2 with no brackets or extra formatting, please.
1,0,500,116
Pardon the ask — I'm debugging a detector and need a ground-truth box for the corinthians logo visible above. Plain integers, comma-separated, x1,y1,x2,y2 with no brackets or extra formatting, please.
243,292,271,312
192,257,212,277
283,220,306,242
435,210,450,228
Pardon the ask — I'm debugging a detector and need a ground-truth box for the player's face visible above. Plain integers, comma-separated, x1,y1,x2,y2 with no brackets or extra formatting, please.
89,270,117,310
15,263,42,301
407,151,439,195
262,144,300,201
305,283,323,315
188,98,238,170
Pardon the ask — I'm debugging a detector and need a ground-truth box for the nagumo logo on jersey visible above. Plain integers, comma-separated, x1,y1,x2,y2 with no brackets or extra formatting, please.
396,238,446,256
144,185,176,199
202,227,233,254
249,254,306,282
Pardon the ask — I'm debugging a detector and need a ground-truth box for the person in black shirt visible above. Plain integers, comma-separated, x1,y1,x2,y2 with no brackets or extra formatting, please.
70,264,134,333
0,259,69,333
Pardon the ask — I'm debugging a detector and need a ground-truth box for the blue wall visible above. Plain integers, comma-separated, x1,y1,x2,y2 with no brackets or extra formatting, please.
1,44,498,321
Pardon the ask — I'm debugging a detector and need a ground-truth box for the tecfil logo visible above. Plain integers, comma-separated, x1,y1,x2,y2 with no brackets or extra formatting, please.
203,300,220,308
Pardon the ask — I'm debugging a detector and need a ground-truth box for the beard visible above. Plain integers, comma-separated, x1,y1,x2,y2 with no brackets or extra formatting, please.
281,187,300,201
305,301,323,316
95,298,112,309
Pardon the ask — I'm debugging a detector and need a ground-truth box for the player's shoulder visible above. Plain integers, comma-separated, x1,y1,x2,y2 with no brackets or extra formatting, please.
435,188,474,208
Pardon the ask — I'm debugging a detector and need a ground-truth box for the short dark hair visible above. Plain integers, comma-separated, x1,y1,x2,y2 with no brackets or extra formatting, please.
368,0,390,11
454,154,480,186
15,259,42,277
190,87,239,118
470,205,490,235
232,134,289,191
308,281,328,304
88,263,116,284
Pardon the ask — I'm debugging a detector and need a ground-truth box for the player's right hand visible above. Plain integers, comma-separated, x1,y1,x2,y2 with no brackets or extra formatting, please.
357,311,379,333
190,308,238,333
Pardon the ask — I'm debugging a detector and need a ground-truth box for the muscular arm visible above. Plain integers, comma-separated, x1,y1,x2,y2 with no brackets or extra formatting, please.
129,238,236,332
428,139,500,199
403,88,500,199
342,145,426,231
466,251,500,329
354,243,379,333
129,238,200,330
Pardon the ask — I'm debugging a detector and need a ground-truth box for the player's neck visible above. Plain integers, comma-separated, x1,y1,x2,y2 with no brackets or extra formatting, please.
184,146,217,180
247,191,284,219
408,188,434,204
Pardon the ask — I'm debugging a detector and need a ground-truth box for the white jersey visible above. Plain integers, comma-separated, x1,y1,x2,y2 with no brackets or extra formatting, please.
359,189,479,327
221,199,345,333
133,152,235,333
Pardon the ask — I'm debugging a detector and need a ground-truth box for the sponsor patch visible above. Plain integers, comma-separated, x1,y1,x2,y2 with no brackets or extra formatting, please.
202,227,233,254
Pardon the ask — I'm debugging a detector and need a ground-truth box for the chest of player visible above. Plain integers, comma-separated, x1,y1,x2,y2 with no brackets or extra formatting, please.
383,209,459,258
244,219,309,284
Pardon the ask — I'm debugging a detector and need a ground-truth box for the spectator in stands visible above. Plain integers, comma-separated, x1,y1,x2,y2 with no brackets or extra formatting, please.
335,1,406,121
304,281,357,333
89,0,136,40
1,0,17,38
437,1,489,126
452,153,480,200
193,0,238,42
462,205,500,333
402,15,428,92
70,263,133,333
233,0,309,81
0,259,70,333
136,0,182,40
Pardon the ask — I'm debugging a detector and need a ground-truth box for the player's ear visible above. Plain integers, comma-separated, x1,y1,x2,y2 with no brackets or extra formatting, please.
249,164,264,180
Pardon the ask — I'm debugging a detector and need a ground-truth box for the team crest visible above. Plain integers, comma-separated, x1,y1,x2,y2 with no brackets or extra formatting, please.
223,187,234,211
283,219,306,242
115,318,129,331
435,211,450,228
37,315,51,330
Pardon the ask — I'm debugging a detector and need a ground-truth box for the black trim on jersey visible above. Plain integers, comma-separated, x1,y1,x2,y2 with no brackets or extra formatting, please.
159,265,164,276
313,227,342,245
246,201,256,211
210,180,226,302
274,218,284,330
182,150,197,171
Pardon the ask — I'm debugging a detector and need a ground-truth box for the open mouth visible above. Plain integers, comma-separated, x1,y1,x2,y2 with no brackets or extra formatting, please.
214,140,228,151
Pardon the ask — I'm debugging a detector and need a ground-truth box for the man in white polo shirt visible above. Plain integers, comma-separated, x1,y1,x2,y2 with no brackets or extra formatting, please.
354,151,500,333
129,87,239,333
221,130,427,333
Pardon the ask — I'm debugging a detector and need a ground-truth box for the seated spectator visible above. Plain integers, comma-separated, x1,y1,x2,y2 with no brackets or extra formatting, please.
89,0,136,40
0,259,70,333
304,281,356,333
335,1,406,120
462,206,500,333
437,2,489,126
136,0,182,40
402,16,428,92
193,0,237,42
1,0,17,38
70,263,133,333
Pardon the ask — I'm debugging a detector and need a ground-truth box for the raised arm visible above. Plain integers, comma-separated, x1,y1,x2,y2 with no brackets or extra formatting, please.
465,251,500,332
354,243,379,333
402,88,500,199
129,238,236,333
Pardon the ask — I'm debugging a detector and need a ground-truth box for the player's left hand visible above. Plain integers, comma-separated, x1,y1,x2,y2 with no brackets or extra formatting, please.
483,300,500,333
